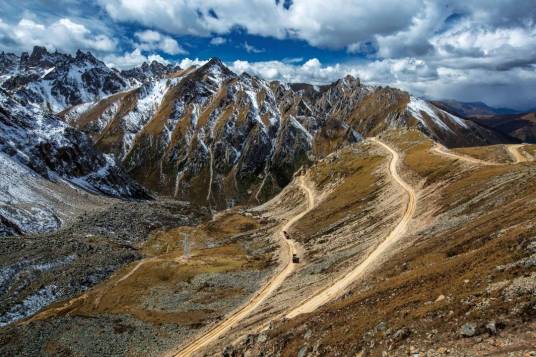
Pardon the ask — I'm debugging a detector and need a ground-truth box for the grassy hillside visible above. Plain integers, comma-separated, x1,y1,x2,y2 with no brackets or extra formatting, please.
225,130,536,356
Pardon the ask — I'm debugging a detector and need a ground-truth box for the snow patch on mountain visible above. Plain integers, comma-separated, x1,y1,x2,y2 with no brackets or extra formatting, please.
0,89,148,235
444,110,469,128
408,96,454,132
0,152,62,235
40,67,55,79
0,284,61,326
121,80,172,157
290,116,314,143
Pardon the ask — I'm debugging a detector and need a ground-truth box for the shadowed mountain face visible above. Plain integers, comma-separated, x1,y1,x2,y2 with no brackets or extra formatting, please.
432,100,521,118
433,100,536,143
468,112,536,143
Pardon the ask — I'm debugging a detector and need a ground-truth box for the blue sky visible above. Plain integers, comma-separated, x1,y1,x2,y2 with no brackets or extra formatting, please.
0,0,535,110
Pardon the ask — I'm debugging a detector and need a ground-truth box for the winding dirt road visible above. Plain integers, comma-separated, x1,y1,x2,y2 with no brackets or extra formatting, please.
286,137,417,318
433,143,532,165
432,144,497,165
506,144,529,163
171,176,315,357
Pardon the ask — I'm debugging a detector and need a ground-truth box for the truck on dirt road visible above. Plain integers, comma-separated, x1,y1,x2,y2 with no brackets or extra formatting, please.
292,254,300,263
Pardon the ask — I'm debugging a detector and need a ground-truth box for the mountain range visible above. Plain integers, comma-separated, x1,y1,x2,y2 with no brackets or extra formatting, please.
0,45,527,232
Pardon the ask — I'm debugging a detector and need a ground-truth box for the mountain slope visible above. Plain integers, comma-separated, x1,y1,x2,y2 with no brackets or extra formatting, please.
433,100,535,143
468,112,536,143
432,99,521,118
215,131,536,357
62,58,512,209
0,89,147,235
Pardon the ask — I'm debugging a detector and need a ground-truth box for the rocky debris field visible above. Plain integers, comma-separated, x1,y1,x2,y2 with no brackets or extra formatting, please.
0,203,282,356
0,199,209,328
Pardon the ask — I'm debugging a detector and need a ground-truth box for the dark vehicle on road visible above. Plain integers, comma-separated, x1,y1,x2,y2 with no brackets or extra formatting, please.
292,254,300,263
283,231,290,239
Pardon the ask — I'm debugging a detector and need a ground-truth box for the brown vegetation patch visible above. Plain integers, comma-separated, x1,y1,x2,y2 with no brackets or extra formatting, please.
293,145,384,243
143,85,182,137
30,211,268,328
345,88,409,136
94,90,139,155
73,91,129,131
197,86,227,129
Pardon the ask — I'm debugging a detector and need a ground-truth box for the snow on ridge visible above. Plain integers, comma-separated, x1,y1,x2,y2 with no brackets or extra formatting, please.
63,101,95,125
191,103,200,128
244,88,269,134
407,96,454,133
442,109,469,128
207,64,224,86
121,79,171,158
290,116,313,143
40,66,55,79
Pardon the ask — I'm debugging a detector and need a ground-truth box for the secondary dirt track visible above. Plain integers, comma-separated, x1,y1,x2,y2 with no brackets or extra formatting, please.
171,176,315,357
432,144,497,165
507,144,530,163
433,143,533,165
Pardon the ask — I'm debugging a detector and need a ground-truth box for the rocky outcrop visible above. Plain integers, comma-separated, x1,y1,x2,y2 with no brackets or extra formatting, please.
0,52,19,79
121,61,181,84
2,47,128,112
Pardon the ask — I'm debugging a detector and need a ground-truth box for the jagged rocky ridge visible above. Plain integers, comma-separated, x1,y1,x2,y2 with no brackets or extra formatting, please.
120,60,181,84
58,58,512,209
0,88,148,236
0,46,179,113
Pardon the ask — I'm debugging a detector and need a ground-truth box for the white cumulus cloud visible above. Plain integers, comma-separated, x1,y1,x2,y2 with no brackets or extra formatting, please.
209,37,227,45
104,48,169,69
134,30,187,55
0,17,116,53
